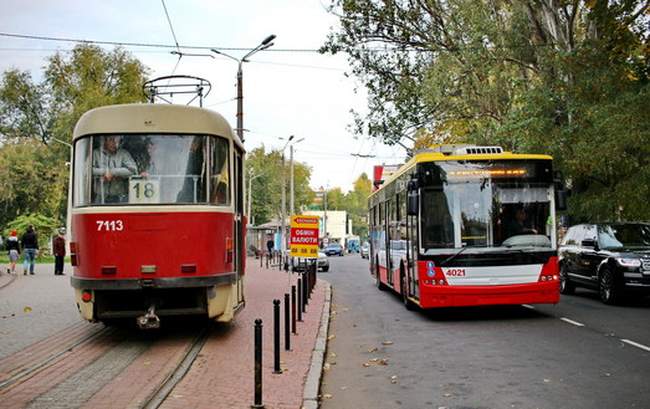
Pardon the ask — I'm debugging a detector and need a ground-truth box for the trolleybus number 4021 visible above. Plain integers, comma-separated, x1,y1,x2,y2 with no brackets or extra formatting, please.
445,268,466,277
96,220,124,231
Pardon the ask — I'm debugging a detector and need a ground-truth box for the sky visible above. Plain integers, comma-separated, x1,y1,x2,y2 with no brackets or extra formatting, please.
0,0,408,192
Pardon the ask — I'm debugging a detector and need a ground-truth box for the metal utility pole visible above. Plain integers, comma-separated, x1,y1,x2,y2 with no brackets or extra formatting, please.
288,137,304,216
280,135,294,259
290,144,294,217
323,186,328,243
211,34,276,143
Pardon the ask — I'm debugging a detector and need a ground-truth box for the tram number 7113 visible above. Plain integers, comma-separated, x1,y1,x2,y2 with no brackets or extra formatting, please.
96,220,124,231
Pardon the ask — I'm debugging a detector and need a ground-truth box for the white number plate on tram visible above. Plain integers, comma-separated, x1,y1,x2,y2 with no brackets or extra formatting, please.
129,178,160,204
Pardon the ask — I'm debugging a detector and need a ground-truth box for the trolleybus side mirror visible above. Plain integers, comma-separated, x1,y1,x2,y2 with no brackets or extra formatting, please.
407,178,419,216
555,188,568,211
553,171,568,211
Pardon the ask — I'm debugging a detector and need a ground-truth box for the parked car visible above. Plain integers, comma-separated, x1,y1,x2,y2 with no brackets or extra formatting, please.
324,243,344,256
291,252,329,272
360,242,370,259
558,222,650,304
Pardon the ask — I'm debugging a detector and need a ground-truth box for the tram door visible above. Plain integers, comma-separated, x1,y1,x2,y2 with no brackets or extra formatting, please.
234,148,244,303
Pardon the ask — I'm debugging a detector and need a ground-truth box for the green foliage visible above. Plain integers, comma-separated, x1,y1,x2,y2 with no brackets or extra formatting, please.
4,213,60,254
0,141,68,227
325,0,650,223
245,146,314,225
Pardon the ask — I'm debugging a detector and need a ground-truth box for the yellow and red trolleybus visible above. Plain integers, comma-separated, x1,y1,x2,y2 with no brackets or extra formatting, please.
70,101,246,327
369,145,566,309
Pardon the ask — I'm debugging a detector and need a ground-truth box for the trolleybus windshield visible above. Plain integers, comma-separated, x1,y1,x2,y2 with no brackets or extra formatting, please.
419,160,554,252
73,134,230,206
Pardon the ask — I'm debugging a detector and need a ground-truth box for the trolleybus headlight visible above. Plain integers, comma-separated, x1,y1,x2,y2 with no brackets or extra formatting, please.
81,290,92,303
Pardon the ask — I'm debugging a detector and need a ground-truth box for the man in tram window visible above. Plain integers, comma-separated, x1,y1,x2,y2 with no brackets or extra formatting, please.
92,135,138,204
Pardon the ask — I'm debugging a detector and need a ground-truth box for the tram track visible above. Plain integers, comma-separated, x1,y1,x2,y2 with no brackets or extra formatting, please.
140,325,211,409
0,323,113,392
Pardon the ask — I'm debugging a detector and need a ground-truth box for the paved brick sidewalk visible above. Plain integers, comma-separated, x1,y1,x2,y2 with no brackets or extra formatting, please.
160,259,328,409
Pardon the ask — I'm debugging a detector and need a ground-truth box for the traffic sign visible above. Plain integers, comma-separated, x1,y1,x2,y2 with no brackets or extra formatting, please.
290,215,319,258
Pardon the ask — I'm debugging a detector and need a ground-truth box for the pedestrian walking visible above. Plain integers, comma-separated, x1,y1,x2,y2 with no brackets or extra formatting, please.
21,225,39,275
6,230,20,274
53,227,66,275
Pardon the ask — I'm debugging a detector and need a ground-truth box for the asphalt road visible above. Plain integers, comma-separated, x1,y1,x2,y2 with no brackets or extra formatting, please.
320,255,650,409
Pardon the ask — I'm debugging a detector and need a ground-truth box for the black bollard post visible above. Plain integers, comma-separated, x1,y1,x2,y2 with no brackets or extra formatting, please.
291,285,297,333
265,252,269,269
303,271,309,308
284,293,291,351
278,253,282,271
252,319,264,408
297,278,303,322
273,299,282,374
260,251,263,267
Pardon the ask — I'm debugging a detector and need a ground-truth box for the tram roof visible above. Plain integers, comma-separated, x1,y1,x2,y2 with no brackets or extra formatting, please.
73,103,243,149
369,149,553,199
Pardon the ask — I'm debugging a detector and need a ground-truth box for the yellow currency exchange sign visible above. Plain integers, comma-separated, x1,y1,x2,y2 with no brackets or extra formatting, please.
290,215,320,258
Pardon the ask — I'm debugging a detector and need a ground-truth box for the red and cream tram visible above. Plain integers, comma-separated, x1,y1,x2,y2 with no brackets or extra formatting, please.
70,100,246,328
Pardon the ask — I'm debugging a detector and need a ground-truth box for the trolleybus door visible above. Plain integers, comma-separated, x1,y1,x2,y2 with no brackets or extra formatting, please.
234,149,244,303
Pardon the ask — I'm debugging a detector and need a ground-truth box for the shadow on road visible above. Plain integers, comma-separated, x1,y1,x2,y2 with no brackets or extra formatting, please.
565,288,650,308
419,304,553,322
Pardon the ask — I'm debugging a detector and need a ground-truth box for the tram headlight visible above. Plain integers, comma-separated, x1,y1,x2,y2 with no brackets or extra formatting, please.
81,290,92,303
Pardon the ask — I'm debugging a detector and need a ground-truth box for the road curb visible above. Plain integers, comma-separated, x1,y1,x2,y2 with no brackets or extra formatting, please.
302,280,332,409
0,274,18,290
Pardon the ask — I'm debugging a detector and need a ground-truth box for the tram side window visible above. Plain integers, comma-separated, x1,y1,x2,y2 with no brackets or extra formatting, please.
73,138,92,207
210,136,230,206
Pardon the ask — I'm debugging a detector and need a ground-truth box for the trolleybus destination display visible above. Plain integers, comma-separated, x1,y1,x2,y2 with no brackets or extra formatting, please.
290,215,320,258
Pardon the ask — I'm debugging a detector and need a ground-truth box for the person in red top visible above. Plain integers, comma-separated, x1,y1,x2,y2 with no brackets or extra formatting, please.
53,228,66,275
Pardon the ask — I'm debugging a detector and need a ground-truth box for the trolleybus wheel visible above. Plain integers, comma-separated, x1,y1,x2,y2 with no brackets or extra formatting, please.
400,266,415,311
375,258,387,291
559,264,575,295
599,267,620,305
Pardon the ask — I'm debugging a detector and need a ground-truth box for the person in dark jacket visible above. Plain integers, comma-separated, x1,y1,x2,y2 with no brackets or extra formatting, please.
21,225,39,275
53,228,66,275
6,230,20,274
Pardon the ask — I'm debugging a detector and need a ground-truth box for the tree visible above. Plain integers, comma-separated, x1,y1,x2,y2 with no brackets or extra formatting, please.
0,45,149,227
245,146,314,225
345,173,372,238
325,0,650,222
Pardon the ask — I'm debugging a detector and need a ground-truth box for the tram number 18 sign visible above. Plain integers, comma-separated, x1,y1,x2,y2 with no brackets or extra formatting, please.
290,215,320,258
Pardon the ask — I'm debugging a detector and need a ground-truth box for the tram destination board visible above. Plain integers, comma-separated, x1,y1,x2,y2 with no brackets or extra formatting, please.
290,215,320,258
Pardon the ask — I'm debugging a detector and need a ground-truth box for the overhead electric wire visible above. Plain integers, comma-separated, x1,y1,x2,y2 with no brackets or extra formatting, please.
160,0,181,52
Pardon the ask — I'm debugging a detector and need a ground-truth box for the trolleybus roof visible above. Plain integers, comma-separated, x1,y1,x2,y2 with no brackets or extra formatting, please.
73,103,242,150
369,146,552,199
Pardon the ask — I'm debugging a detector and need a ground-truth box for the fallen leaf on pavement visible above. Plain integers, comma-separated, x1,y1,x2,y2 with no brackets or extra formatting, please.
390,375,398,384
323,363,331,371
382,340,393,346
23,306,32,313
323,394,333,400
367,347,378,353
327,335,336,341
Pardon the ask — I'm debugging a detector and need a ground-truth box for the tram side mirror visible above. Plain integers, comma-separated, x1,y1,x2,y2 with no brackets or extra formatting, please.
407,178,419,216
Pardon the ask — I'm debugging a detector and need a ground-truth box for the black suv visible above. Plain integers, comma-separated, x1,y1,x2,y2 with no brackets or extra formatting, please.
558,223,650,304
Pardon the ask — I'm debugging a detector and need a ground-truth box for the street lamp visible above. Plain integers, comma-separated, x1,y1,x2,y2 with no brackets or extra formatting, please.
247,169,265,225
211,34,276,143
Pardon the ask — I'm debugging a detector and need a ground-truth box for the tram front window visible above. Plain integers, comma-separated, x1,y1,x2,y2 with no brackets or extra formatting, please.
73,134,230,206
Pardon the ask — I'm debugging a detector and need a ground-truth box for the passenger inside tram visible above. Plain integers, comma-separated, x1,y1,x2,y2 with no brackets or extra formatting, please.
92,135,137,204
